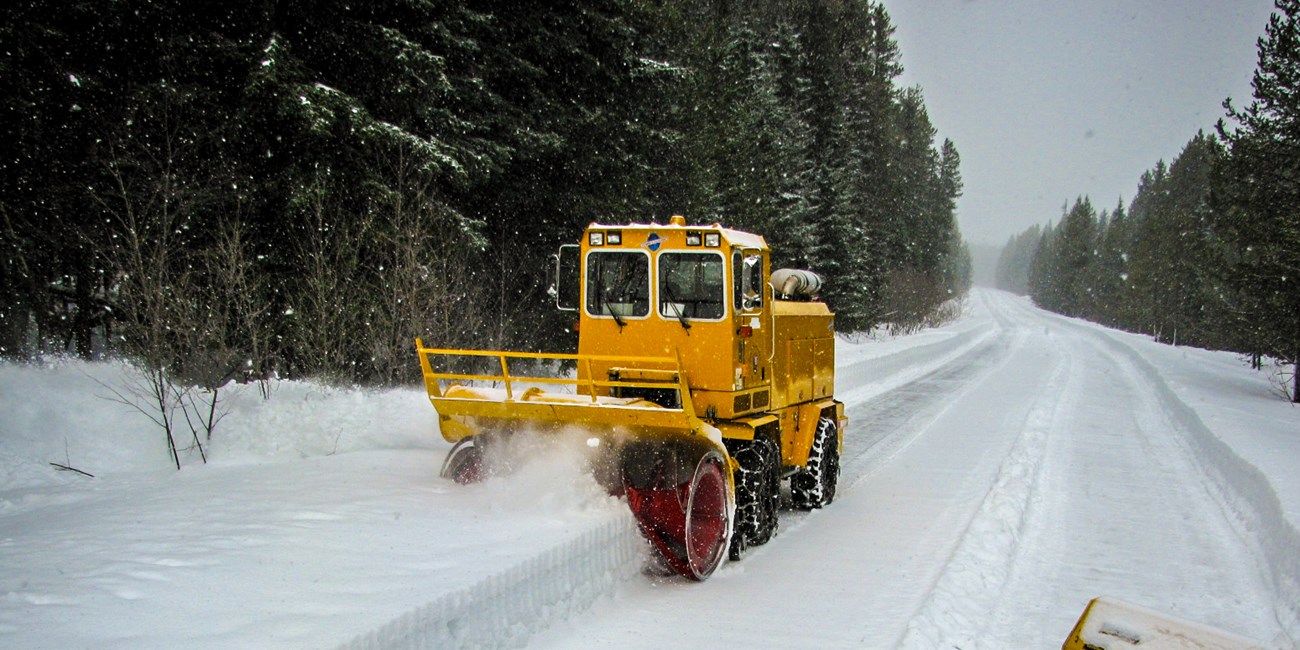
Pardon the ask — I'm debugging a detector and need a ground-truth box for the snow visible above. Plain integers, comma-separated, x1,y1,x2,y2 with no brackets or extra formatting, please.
2,288,1297,649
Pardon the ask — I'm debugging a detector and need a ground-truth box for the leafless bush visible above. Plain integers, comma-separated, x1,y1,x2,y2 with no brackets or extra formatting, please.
87,86,230,469
288,141,491,386
883,267,963,336
1264,358,1298,402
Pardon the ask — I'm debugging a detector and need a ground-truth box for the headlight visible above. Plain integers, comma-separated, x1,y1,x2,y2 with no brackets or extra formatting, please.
704,232,721,247
589,232,605,246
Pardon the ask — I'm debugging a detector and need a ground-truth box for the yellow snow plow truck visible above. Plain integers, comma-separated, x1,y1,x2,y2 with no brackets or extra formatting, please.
416,215,845,580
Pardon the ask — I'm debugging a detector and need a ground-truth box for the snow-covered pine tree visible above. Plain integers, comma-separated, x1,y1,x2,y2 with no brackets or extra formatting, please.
1217,0,1300,401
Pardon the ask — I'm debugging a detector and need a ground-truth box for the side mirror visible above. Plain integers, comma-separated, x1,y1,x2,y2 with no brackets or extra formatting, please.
554,244,580,311
740,254,763,312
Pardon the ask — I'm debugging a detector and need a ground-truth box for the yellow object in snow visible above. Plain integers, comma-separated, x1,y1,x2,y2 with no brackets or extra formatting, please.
1063,597,1268,650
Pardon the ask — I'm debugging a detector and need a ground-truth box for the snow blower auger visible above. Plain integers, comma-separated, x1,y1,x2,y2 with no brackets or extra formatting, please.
416,216,846,582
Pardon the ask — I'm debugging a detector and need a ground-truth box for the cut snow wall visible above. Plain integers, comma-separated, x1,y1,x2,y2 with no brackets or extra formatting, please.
334,516,643,650
1094,333,1300,644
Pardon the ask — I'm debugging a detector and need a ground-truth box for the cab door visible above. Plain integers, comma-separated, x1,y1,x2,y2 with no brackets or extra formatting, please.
733,248,769,392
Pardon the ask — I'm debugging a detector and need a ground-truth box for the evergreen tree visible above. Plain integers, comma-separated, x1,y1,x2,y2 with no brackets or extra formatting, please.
1120,135,1227,346
995,225,1042,296
1218,0,1300,400
1090,200,1133,328
0,0,973,381
1053,197,1098,318
1028,221,1058,308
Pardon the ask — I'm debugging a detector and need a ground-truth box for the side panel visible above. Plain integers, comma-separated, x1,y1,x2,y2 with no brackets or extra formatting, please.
786,339,815,403
769,301,835,411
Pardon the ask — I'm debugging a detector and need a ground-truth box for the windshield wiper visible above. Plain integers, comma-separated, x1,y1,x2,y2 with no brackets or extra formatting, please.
661,285,692,332
599,291,626,331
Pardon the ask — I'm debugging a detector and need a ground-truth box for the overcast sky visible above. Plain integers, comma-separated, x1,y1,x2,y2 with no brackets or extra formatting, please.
883,0,1278,245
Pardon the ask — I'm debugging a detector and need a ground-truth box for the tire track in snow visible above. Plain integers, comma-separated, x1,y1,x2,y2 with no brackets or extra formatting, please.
836,292,1015,489
894,309,1072,649
837,330,1007,490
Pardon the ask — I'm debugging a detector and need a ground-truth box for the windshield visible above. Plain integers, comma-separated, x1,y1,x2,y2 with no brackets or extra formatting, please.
586,250,649,318
658,252,725,320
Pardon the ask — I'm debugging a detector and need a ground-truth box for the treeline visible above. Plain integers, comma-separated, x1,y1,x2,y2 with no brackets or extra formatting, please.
1,0,969,387
996,0,1299,401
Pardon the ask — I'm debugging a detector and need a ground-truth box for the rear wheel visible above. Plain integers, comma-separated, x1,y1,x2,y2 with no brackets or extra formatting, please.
791,417,839,510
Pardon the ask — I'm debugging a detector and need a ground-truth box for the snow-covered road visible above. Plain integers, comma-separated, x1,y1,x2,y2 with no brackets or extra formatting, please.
1,289,1296,649
534,290,1296,648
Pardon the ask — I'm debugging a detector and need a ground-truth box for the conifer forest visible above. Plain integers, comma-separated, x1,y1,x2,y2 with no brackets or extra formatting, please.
1,0,971,387
996,0,1300,402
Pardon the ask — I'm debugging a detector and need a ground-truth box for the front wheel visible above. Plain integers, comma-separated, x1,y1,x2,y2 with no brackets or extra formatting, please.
440,438,485,484
791,417,840,510
727,434,780,559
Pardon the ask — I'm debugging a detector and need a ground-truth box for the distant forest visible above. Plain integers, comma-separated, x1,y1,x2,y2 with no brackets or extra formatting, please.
1,0,970,388
996,0,1299,402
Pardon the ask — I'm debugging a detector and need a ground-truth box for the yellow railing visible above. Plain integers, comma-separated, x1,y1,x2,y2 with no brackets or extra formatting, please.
414,338,691,406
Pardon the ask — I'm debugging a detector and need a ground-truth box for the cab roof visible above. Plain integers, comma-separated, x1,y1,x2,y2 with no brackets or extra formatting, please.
586,216,768,251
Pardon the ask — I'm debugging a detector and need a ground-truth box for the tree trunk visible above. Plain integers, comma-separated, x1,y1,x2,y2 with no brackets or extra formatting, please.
1293,341,1299,404
0,303,28,359
1293,316,1300,403
72,260,96,359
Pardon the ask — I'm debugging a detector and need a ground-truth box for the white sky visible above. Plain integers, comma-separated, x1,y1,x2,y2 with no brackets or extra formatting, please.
884,0,1278,245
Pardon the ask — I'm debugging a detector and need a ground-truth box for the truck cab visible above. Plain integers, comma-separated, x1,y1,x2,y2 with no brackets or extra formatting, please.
555,216,841,468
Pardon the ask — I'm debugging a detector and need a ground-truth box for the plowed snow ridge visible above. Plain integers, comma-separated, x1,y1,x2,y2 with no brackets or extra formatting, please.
335,518,642,650
898,325,1069,647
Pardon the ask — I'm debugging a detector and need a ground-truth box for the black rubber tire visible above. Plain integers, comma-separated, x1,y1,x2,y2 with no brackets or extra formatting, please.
440,437,486,484
727,434,781,560
728,526,748,562
791,417,840,510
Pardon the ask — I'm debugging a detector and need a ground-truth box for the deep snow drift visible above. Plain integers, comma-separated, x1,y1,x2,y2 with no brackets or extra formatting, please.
1,289,1297,649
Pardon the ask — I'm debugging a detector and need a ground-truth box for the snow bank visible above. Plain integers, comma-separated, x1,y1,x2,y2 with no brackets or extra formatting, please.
211,375,436,462
1092,333,1300,641
835,307,999,407
991,302,1299,644
0,357,440,495
1,360,651,649
0,358,173,491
